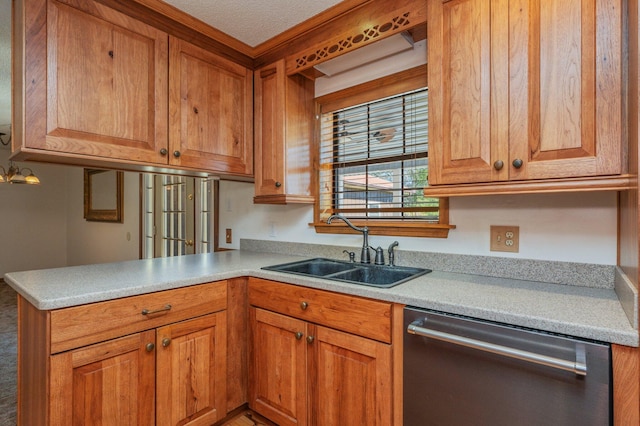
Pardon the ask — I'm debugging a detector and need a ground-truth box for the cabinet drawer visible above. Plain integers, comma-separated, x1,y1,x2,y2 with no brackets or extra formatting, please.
50,281,227,353
248,278,392,343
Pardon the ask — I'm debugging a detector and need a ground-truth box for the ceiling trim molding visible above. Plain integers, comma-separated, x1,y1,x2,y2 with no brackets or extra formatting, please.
251,0,372,57
253,0,426,71
286,6,420,76
129,0,255,57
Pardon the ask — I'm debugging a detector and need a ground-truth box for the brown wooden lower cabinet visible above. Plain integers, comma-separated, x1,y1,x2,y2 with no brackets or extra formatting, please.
49,330,157,425
248,278,397,426
612,344,640,426
18,281,228,426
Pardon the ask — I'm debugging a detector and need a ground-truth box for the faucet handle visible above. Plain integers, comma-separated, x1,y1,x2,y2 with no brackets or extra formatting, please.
343,250,356,263
372,246,385,265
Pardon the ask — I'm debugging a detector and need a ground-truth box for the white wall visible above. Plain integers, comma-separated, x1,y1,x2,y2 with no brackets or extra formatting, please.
218,171,618,266
0,148,69,275
66,168,140,266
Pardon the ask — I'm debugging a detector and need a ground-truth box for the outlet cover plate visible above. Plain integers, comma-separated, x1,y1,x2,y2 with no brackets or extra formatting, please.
490,225,519,253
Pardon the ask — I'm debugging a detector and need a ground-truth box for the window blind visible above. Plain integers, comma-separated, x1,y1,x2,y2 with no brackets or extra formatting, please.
318,88,438,221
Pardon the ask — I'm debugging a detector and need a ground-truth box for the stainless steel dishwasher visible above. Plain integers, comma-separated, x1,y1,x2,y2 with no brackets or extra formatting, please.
404,307,611,426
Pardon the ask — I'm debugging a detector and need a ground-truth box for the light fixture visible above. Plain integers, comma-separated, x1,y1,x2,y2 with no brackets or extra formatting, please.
0,161,41,185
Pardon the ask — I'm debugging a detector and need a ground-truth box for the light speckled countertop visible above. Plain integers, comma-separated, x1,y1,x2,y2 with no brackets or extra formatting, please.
4,250,638,346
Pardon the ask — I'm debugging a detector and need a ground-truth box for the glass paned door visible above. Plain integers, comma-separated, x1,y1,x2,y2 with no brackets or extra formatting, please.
141,174,213,258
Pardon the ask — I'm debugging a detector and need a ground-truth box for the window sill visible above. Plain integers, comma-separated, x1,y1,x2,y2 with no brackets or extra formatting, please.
312,221,456,238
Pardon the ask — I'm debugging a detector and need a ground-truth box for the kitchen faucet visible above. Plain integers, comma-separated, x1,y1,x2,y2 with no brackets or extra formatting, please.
326,214,371,263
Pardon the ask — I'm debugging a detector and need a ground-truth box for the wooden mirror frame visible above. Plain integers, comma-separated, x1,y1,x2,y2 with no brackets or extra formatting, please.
84,169,124,222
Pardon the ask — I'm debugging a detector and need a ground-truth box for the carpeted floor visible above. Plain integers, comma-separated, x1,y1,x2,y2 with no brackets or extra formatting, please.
0,281,17,426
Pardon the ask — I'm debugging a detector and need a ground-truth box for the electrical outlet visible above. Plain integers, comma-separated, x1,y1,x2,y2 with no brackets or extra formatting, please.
225,228,232,244
490,225,519,253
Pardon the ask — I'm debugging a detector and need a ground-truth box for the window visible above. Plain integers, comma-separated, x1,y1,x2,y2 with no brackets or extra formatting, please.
314,67,454,238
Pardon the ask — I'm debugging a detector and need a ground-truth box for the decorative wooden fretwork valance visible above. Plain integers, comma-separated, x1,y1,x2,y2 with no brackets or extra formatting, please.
285,7,423,76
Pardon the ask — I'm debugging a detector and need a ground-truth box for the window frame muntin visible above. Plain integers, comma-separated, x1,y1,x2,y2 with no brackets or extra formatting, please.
328,90,431,221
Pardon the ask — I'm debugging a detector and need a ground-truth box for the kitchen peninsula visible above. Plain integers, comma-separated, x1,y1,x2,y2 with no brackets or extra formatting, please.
5,242,637,424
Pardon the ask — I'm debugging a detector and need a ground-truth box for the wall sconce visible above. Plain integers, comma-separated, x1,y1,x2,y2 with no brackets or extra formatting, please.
0,161,41,184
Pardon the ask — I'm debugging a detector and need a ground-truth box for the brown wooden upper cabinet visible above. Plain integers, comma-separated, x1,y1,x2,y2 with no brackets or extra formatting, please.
13,0,253,177
169,37,253,176
15,0,169,164
254,59,315,204
427,0,624,186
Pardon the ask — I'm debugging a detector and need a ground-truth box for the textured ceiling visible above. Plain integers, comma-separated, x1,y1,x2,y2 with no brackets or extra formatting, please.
162,0,344,47
0,0,345,141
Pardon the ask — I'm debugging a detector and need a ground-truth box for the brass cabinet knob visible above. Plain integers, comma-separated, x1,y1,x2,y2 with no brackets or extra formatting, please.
275,181,282,188
186,239,194,247
173,151,181,158
512,158,523,169
300,301,308,310
493,160,504,170
162,337,171,348
145,343,155,352
159,148,168,156
306,335,315,344
295,332,303,340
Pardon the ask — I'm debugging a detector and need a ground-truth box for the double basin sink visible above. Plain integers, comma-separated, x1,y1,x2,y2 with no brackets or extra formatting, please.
263,257,431,288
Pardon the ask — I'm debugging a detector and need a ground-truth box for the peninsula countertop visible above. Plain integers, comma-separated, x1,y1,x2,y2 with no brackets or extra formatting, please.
4,250,637,346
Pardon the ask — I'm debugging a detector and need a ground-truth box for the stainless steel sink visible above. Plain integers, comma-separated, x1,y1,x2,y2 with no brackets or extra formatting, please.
268,258,356,276
262,258,431,288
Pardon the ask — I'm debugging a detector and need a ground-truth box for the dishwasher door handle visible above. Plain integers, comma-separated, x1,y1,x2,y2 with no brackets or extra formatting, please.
407,322,587,376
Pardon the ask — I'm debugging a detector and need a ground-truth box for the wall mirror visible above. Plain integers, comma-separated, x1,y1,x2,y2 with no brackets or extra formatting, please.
84,169,123,222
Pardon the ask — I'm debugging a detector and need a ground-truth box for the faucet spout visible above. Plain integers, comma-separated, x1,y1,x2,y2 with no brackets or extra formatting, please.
327,214,365,232
326,214,371,263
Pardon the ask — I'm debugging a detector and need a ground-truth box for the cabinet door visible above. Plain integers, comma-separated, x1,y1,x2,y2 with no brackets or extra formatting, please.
41,0,168,163
254,60,287,197
427,0,508,185
169,37,253,175
49,330,156,426
428,0,623,185
254,60,315,204
509,0,622,180
156,312,227,426
249,307,308,426
309,325,393,426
